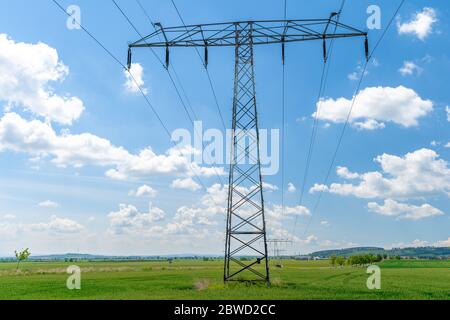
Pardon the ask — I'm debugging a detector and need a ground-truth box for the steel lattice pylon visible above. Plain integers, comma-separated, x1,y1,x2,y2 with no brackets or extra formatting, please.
127,16,368,286
224,23,270,284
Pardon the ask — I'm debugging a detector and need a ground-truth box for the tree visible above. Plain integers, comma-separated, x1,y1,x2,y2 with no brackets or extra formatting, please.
335,256,346,267
330,256,337,267
346,254,383,267
15,248,31,270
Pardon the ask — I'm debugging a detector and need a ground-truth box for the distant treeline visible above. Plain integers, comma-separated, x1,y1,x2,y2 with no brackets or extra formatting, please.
311,246,450,260
331,254,399,267
0,255,222,263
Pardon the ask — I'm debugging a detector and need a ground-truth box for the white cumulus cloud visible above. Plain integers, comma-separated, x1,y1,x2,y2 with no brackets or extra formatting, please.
347,64,369,81
336,166,360,180
29,215,84,234
314,86,433,130
397,7,437,40
399,61,423,76
171,178,201,191
38,200,59,208
310,148,448,221
0,112,224,181
124,63,148,95
434,237,450,247
105,181,314,246
267,204,311,220
129,185,158,198
368,199,444,220
108,203,165,235
299,235,318,245
310,148,450,200
287,182,296,193
0,34,84,125
320,220,330,227
262,182,279,192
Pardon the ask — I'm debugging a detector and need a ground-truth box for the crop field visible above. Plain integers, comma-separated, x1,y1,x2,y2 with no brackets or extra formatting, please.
0,259,449,300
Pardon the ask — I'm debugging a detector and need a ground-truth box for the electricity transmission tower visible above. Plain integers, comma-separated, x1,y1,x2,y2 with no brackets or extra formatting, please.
128,15,368,285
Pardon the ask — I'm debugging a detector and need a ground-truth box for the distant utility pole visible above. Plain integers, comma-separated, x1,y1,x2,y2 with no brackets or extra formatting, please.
128,15,368,286
267,239,293,260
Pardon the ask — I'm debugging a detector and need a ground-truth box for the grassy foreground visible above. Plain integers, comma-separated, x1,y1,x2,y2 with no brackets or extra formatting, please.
0,259,449,300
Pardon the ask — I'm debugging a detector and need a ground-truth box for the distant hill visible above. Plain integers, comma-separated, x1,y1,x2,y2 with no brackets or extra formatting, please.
310,247,450,259
1,247,449,262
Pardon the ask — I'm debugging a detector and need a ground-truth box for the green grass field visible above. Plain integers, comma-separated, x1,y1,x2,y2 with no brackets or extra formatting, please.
0,259,449,300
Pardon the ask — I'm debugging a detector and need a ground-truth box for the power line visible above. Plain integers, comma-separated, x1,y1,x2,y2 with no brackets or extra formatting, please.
111,0,225,185
51,0,217,194
281,0,287,219
127,13,366,285
136,0,198,124
299,0,406,239
308,0,347,157
133,0,227,187
291,0,345,240
281,64,286,217
51,0,172,137
52,0,125,70
138,0,229,250
170,0,227,131
111,0,198,124
166,0,231,251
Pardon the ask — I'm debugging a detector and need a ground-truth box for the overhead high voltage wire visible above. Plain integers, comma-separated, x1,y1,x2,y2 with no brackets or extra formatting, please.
168,0,233,257
111,0,198,124
128,0,226,186
281,0,287,218
167,0,229,256
51,0,172,136
135,0,196,125
169,0,227,131
111,0,225,185
115,2,366,280
51,0,222,195
307,0,347,165
298,0,406,239
168,1,234,258
291,0,346,240
112,0,201,127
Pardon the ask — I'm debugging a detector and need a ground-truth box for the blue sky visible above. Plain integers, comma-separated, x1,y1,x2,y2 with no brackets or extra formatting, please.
0,0,449,256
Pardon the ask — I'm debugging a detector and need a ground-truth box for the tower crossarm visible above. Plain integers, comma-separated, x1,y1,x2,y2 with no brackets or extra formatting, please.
129,19,367,48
